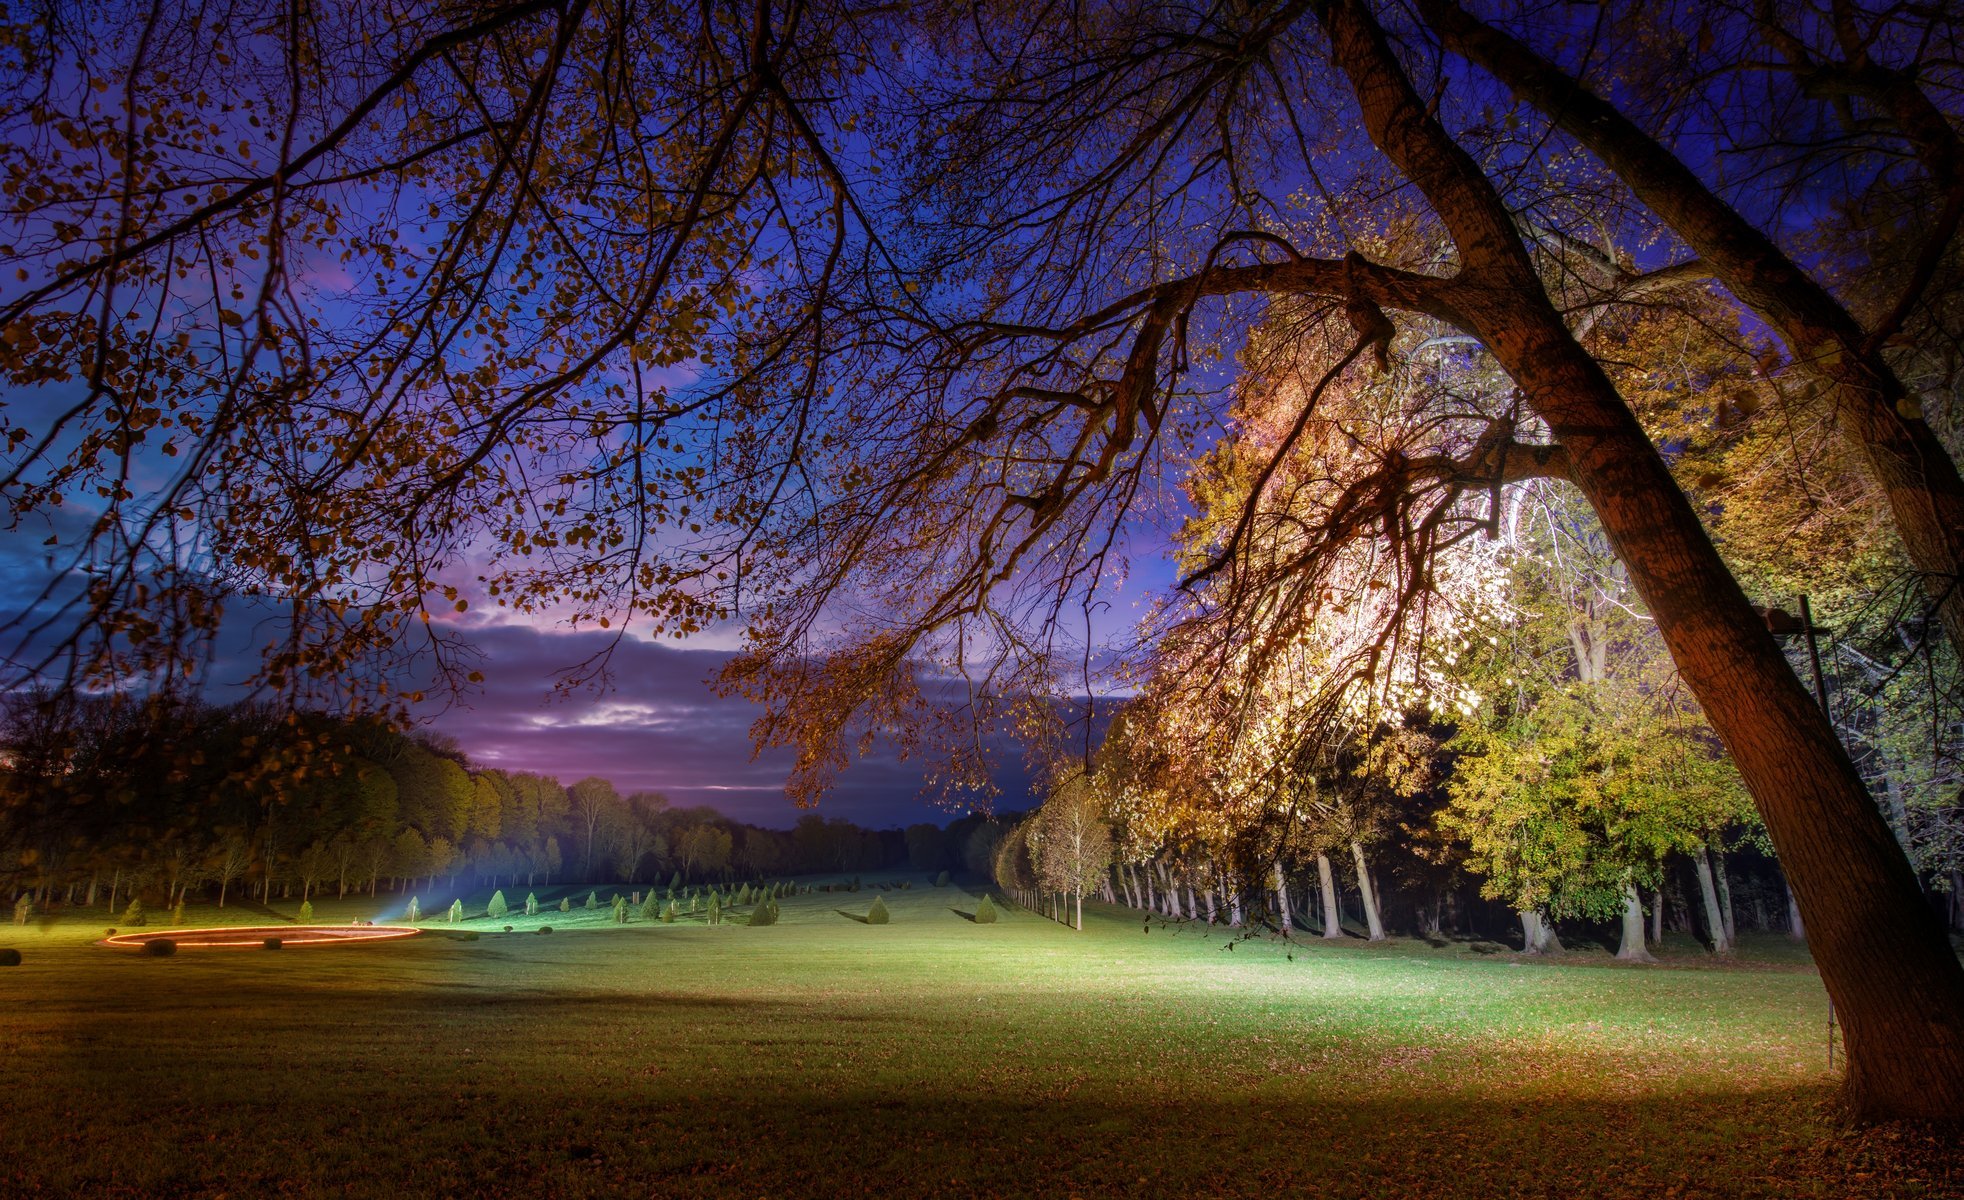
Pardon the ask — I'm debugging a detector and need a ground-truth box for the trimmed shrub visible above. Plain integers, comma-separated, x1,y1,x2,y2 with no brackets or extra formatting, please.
708,896,722,926
525,893,539,917
538,926,553,934
448,899,464,924
487,890,509,919
975,895,998,924
935,871,951,887
0,948,22,966
639,891,661,920
735,884,752,906
559,897,571,913
748,900,780,927
143,938,177,957
668,871,683,891
122,898,146,927
406,896,422,922
661,901,676,923
263,937,283,950
298,900,314,922
866,896,890,925
503,925,514,933
612,896,628,924
585,891,598,910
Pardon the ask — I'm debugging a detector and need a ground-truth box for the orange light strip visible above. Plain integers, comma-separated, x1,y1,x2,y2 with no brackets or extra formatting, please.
100,924,422,950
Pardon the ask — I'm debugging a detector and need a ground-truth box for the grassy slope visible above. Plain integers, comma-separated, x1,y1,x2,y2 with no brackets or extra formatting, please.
0,880,1956,1199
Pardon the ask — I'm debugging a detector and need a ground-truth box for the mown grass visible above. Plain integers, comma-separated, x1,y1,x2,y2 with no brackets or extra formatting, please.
1,879,1956,1198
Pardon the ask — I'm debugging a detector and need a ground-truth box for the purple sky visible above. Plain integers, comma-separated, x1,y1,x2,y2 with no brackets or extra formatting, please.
420,617,1038,828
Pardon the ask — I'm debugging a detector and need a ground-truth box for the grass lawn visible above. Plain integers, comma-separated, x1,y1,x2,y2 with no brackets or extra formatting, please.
1,878,1957,1198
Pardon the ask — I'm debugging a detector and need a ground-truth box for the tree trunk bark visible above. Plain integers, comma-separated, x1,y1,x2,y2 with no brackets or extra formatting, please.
1317,854,1343,938
1272,861,1294,938
1616,880,1656,963
1350,841,1386,941
1713,850,1737,945
1694,848,1733,956
1323,0,1964,1120
1650,887,1664,946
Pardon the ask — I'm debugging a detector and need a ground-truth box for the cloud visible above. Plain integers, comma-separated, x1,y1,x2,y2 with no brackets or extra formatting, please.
424,621,1027,829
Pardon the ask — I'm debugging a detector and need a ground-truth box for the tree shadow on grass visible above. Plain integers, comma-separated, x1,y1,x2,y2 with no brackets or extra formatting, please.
950,909,978,922
835,909,870,924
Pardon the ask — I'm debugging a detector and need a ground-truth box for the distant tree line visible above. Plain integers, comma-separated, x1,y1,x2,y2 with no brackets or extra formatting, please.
0,696,996,914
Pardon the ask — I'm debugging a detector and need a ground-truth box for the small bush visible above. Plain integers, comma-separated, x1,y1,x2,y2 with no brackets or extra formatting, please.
487,890,509,919
448,899,464,924
974,895,998,924
639,891,661,920
866,896,890,925
538,926,553,935
263,937,283,950
559,897,571,913
668,871,683,891
708,896,722,926
748,900,780,927
122,898,146,927
525,892,539,916
612,895,628,924
0,948,22,966
935,870,950,887
503,925,514,933
406,896,422,922
661,901,676,923
585,891,598,910
143,938,177,957
298,899,314,922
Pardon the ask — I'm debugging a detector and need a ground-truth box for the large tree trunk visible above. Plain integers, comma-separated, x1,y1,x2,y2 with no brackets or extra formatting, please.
1317,854,1343,939
1519,909,1563,955
1319,0,1964,1120
1272,861,1294,938
1350,841,1386,941
1616,880,1656,963
1694,848,1733,957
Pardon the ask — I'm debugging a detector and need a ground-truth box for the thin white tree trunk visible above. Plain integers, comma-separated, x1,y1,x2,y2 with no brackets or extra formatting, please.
1317,854,1342,939
1350,841,1386,941
1785,877,1806,940
1650,887,1663,945
1713,850,1737,944
1694,847,1733,956
1272,861,1294,938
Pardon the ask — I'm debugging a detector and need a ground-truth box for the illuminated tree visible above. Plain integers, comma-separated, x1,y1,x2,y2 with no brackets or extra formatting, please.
1031,771,1114,931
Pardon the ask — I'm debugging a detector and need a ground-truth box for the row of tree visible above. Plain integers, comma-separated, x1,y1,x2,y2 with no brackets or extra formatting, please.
0,698,998,912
